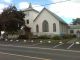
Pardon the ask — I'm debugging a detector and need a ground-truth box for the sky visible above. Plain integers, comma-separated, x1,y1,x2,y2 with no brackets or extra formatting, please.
0,0,80,24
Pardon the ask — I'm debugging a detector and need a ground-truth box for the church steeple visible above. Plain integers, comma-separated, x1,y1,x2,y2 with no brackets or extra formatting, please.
25,3,39,13
28,3,33,9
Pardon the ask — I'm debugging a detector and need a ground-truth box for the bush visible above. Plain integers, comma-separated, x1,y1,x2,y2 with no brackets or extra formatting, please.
37,35,50,39
71,34,76,38
18,35,28,39
52,35,61,40
52,34,75,40
62,34,76,39
62,35,69,39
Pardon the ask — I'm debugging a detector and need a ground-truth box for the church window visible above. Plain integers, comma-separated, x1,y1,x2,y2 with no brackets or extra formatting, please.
36,24,39,32
42,20,49,32
27,20,29,24
53,23,56,32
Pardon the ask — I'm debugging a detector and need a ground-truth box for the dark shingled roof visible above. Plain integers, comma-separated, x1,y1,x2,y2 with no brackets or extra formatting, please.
34,8,67,25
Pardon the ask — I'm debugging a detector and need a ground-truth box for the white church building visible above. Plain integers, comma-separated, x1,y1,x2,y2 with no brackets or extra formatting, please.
23,3,69,36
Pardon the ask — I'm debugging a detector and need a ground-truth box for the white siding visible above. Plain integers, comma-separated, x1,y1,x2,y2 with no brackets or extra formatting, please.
68,29,80,34
33,9,60,36
68,25,80,35
24,10,39,32
59,22,68,35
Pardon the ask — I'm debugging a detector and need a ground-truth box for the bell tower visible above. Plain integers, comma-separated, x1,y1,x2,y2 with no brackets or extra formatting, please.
28,3,33,9
24,3,39,32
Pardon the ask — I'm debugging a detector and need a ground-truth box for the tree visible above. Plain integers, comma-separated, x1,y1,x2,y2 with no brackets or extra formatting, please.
0,5,32,39
73,18,80,25
0,5,25,32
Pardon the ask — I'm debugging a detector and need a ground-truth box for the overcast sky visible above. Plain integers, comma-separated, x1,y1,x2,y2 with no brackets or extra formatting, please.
0,0,80,24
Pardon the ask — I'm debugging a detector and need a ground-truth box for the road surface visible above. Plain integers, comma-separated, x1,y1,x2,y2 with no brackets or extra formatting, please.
0,45,80,60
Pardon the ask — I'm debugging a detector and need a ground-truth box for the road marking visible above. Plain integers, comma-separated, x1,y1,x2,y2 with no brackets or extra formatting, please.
67,39,76,44
67,43,74,49
0,52,50,60
29,43,42,47
27,47,80,53
0,44,80,53
53,43,63,48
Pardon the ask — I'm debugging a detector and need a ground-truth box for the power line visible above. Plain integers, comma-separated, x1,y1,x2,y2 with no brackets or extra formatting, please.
34,0,71,7
0,0,71,8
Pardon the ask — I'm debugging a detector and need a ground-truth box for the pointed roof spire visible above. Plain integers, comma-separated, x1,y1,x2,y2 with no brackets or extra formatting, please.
28,3,33,9
24,3,39,13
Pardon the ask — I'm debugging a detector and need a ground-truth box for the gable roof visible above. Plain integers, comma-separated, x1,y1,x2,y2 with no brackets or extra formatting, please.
23,9,39,13
33,8,67,25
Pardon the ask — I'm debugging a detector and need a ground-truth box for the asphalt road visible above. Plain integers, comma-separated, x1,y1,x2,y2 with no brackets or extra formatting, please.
0,45,80,60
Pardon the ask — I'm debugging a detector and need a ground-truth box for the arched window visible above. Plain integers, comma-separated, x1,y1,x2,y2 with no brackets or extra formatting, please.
53,23,56,32
42,20,49,32
26,19,29,24
36,24,39,33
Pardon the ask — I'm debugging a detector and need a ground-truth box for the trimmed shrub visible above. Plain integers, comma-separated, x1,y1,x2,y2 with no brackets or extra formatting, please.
62,35,69,39
71,34,76,38
18,35,28,39
62,34,76,39
37,35,50,39
52,35,61,40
